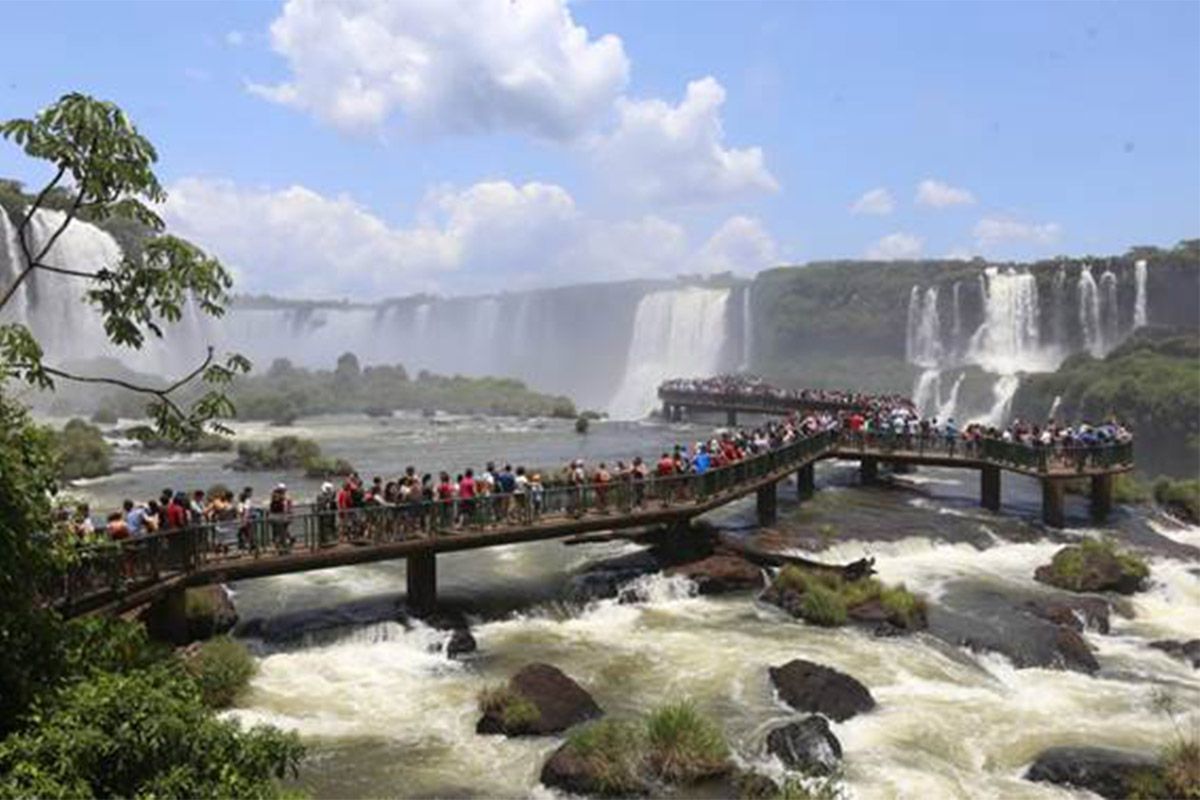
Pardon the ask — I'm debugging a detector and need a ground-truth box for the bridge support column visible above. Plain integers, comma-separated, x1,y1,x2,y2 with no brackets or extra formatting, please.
860,458,878,485
726,409,737,427
1042,478,1066,528
1090,474,1114,522
981,465,1001,512
662,401,672,420
143,587,190,646
796,463,815,501
406,551,437,615
756,482,777,526
671,405,684,423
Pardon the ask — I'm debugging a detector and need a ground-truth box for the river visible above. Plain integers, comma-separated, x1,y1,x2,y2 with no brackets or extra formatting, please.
67,412,1200,799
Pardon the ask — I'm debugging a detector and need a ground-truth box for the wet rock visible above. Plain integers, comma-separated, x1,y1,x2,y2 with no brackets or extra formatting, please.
420,610,476,658
1149,639,1200,668
1033,543,1149,595
540,742,649,797
1025,746,1157,799
847,597,928,633
665,554,765,594
731,770,780,799
1023,596,1111,634
477,663,602,736
187,585,239,641
765,716,842,775
768,660,875,721
1054,627,1101,673
445,628,477,658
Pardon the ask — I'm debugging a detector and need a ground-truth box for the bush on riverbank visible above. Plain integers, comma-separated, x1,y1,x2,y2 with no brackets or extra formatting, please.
50,419,112,481
1153,478,1200,524
765,566,927,631
1034,539,1150,594
231,435,355,478
184,636,256,709
125,425,233,453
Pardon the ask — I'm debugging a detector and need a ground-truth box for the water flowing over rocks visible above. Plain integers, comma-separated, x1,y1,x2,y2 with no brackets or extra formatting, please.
1023,596,1111,634
1149,639,1200,668
1033,543,1150,595
477,663,602,736
1025,746,1158,799
664,553,766,594
768,660,876,721
765,716,843,775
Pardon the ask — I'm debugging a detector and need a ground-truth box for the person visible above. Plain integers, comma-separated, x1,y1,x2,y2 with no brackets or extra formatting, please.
436,471,455,530
459,469,477,526
143,500,161,533
594,462,611,513
72,503,95,539
268,483,293,551
631,456,648,508
105,511,129,541
166,492,189,530
529,472,545,516
236,487,256,550
513,466,529,520
316,481,338,546
123,499,147,538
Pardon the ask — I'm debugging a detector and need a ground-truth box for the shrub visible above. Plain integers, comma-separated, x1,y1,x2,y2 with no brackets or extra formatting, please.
1154,478,1200,524
478,684,540,730
575,416,590,434
1046,538,1149,591
879,584,927,628
644,700,729,784
798,584,848,627
51,418,112,481
185,636,257,710
566,719,646,795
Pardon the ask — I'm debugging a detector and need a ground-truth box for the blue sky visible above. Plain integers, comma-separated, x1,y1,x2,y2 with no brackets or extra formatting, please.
1,0,1196,299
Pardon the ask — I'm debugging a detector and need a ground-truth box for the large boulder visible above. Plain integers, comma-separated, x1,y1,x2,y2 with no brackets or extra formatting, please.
768,660,875,721
1149,639,1200,668
765,716,842,775
1033,542,1149,595
1023,596,1111,634
477,663,601,736
666,554,765,595
1025,746,1157,799
540,741,649,797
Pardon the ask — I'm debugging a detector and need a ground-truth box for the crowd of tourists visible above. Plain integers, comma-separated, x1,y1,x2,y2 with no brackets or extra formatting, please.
660,375,915,414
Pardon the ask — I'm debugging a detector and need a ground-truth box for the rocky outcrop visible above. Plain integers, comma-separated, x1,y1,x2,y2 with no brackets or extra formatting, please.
665,554,765,594
1025,746,1157,799
766,716,842,775
186,585,239,641
421,610,477,659
768,660,875,721
477,663,601,736
1034,542,1149,595
540,742,648,797
1023,596,1111,634
1150,639,1200,668
445,628,477,658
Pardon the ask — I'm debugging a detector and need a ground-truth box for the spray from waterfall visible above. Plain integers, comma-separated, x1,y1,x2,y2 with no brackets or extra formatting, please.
1133,259,1148,328
1078,266,1103,357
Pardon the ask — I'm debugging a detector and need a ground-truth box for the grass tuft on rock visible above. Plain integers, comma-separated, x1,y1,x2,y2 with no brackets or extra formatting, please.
478,684,540,730
644,700,730,784
798,584,848,627
565,719,646,795
184,636,256,710
767,565,926,630
1039,538,1149,593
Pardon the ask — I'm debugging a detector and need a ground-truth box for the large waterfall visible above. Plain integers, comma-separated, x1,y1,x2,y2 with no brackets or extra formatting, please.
1134,259,1148,327
607,287,731,419
1078,265,1104,357
905,286,942,368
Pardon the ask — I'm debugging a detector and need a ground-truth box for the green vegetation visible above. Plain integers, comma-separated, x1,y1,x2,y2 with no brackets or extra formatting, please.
769,565,927,630
126,424,233,453
1154,478,1200,524
50,418,112,481
1129,692,1200,800
564,719,647,795
644,701,730,784
1037,538,1150,593
478,684,541,731
575,415,590,434
185,636,257,710
231,353,577,422
1012,327,1200,478
231,435,355,478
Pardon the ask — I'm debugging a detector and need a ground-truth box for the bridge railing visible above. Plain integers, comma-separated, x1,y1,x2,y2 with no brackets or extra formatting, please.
46,430,838,611
834,430,1133,473
657,389,884,414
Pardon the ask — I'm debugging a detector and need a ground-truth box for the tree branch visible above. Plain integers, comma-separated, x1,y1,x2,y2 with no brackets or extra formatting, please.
0,166,65,312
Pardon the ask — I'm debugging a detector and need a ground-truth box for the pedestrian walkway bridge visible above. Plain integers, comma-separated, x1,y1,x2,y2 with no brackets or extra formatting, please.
50,425,1133,633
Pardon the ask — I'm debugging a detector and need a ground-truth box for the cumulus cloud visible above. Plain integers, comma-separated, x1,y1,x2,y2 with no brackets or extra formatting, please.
915,178,975,208
247,0,629,139
850,187,894,215
972,216,1061,247
866,232,924,260
589,76,779,205
162,178,776,297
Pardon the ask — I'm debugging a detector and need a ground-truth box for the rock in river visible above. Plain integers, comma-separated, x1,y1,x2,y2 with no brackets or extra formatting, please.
477,663,602,736
768,659,875,721
665,553,766,594
1025,746,1158,799
766,716,843,775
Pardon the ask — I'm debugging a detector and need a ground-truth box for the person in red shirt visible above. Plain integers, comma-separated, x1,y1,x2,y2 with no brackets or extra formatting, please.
458,469,476,526
435,471,454,530
166,493,189,529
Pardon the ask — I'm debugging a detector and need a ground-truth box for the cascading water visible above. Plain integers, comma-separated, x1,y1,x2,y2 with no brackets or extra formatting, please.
1051,268,1068,347
1100,269,1119,351
906,286,941,368
0,211,29,321
607,287,731,419
950,281,962,360
1133,259,1148,328
1047,394,1062,421
1078,265,1104,357
966,268,1046,374
740,284,753,370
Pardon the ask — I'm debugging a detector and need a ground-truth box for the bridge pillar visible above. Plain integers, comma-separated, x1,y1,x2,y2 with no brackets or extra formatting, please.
406,551,437,615
726,409,737,427
671,405,684,423
662,401,671,420
142,587,190,646
796,463,815,501
756,482,777,526
981,465,1001,512
1090,474,1114,522
860,458,878,485
1042,478,1066,528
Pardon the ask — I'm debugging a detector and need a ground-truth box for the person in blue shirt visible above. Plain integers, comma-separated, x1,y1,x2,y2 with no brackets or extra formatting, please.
693,446,711,475
123,499,147,537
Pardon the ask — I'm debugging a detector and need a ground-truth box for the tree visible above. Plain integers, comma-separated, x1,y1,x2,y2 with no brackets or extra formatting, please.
0,93,250,441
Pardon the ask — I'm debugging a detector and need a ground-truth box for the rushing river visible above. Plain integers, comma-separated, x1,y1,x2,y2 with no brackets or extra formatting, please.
68,413,1200,799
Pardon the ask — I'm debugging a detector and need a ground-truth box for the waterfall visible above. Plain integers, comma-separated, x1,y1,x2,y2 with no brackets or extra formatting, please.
1099,270,1119,351
937,373,964,421
972,374,1020,428
1051,268,1068,348
1133,259,1148,328
1078,266,1103,357
905,286,941,368
1047,394,1062,421
950,281,962,361
740,285,753,370
0,211,28,321
912,369,941,417
607,287,731,419
966,268,1046,373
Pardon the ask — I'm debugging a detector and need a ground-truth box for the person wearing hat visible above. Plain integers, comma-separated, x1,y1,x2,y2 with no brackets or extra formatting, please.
268,483,294,552
316,481,338,547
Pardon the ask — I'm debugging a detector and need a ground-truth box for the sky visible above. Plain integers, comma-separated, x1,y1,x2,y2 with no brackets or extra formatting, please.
0,0,1197,300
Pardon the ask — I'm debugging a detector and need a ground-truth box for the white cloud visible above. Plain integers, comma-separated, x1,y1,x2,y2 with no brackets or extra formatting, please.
866,232,924,260
972,216,1061,247
248,0,629,139
162,178,776,297
225,30,245,47
915,179,975,208
589,76,779,205
850,187,894,215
